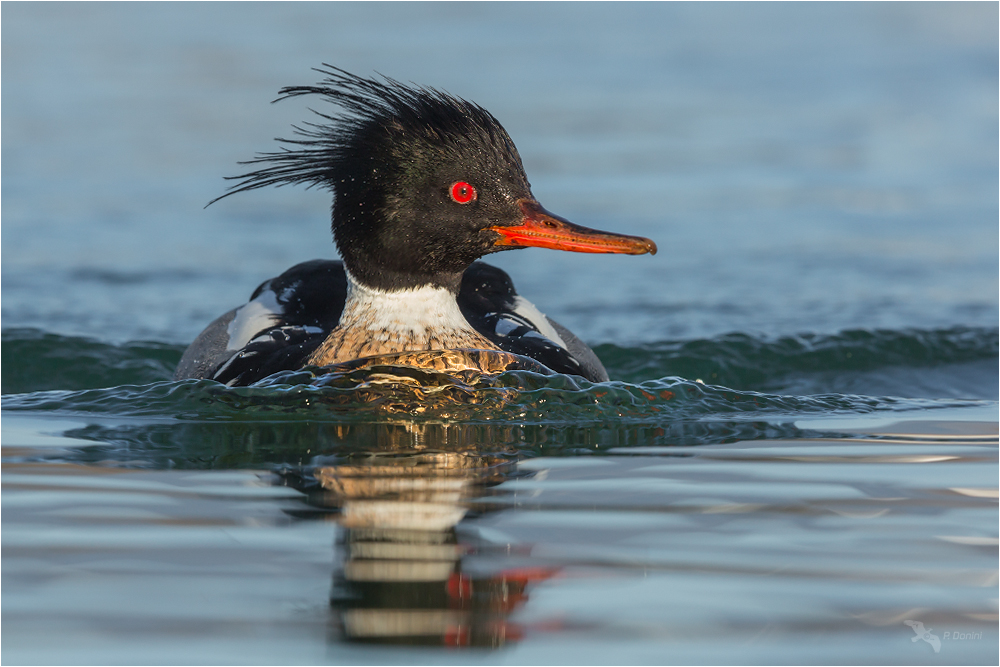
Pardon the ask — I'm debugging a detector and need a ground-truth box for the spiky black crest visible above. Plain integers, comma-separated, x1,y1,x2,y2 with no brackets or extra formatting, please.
209,65,524,205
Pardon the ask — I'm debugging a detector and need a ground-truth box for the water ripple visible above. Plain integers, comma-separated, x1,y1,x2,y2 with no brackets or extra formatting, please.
2,365,987,425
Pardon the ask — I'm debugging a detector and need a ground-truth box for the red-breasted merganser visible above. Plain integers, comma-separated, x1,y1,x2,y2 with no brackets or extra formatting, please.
175,66,656,386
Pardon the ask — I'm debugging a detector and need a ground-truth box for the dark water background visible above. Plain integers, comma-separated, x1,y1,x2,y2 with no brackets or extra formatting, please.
2,3,998,665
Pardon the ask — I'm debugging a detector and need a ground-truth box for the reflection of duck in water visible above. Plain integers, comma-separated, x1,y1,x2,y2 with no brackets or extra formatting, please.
304,450,556,647
175,67,656,387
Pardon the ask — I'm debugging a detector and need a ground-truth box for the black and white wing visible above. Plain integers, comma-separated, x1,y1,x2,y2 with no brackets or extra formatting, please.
458,262,610,382
174,260,346,385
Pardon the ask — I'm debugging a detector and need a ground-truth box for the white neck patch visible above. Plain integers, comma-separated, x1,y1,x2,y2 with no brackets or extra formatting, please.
340,269,475,335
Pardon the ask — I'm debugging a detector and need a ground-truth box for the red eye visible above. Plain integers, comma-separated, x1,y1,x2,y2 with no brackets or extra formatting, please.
449,181,477,204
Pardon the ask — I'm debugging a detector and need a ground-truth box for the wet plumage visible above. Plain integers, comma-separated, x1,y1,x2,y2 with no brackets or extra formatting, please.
177,66,655,386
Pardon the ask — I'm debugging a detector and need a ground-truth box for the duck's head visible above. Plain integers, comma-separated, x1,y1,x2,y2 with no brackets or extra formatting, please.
216,66,656,292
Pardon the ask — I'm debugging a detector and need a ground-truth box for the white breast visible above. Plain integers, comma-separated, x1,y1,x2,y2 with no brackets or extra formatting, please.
340,270,476,336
